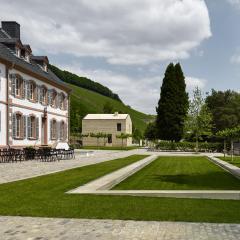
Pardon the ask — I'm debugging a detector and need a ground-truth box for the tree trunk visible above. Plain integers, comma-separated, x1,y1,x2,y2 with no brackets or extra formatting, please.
195,136,199,153
231,139,234,161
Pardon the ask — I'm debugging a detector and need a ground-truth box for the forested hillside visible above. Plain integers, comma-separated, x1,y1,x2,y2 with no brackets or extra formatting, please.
49,65,122,102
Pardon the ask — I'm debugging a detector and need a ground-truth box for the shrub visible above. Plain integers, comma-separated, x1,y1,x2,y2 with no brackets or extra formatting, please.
155,141,223,152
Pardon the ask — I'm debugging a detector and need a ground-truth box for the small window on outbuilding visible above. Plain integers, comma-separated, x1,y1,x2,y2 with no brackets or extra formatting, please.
108,135,112,144
117,123,121,131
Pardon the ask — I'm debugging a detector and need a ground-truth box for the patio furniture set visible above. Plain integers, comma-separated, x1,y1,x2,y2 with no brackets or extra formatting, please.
0,147,75,163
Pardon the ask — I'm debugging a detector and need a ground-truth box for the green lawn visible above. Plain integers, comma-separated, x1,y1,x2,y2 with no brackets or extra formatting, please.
80,146,139,151
1,155,240,223
219,156,240,168
113,156,240,190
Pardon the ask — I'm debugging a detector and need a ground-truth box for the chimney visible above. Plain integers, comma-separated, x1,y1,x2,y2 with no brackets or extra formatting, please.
114,112,118,116
1,21,20,39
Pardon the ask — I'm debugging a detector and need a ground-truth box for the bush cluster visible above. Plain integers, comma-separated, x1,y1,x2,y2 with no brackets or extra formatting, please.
155,141,223,152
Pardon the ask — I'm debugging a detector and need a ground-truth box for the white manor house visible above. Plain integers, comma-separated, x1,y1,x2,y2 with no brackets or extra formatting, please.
0,21,71,148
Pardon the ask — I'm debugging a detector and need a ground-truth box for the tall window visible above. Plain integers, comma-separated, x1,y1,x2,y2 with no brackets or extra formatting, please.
15,77,22,97
28,116,38,139
16,114,22,138
51,119,57,140
60,93,65,110
51,90,57,108
40,86,47,105
60,121,65,140
13,113,24,139
29,82,36,101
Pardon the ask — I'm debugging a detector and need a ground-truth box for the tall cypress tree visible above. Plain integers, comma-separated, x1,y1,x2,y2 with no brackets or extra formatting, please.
156,63,189,141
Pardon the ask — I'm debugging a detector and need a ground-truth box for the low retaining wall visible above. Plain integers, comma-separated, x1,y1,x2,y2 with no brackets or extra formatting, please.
208,156,240,180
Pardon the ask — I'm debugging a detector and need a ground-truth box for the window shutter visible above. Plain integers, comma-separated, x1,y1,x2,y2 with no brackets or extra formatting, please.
57,121,60,140
58,93,61,109
55,93,58,108
12,113,16,139
23,116,27,139
50,120,53,140
34,84,38,102
40,88,43,104
22,80,26,99
50,90,53,107
27,116,31,139
11,74,16,96
36,117,39,140
47,90,51,105
27,81,30,100
37,85,40,102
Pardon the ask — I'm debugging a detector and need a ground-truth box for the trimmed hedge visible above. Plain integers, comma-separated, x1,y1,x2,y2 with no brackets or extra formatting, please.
155,141,223,152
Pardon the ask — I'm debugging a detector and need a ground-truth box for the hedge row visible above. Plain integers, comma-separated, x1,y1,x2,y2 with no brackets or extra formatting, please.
155,141,223,152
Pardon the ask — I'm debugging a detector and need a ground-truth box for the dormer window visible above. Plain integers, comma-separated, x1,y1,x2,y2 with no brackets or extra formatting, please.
31,56,49,72
16,47,21,57
43,63,48,72
25,53,30,62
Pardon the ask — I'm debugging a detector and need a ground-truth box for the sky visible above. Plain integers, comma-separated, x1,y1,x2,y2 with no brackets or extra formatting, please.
0,0,239,114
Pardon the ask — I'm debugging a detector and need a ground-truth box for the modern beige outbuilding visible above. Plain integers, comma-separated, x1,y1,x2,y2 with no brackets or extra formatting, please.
82,113,132,147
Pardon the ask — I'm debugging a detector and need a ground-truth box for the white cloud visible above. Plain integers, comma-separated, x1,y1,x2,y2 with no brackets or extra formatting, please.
185,76,206,90
230,54,240,64
60,64,206,114
0,0,211,65
227,0,240,7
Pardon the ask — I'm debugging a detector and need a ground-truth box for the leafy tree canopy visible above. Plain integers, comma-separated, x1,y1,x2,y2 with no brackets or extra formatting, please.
184,87,213,141
206,90,240,133
144,122,157,141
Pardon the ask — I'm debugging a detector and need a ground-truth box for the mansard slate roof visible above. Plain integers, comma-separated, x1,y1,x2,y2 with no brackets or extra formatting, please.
0,29,71,92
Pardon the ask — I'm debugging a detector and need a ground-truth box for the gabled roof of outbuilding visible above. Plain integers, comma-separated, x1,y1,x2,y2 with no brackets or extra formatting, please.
83,114,129,120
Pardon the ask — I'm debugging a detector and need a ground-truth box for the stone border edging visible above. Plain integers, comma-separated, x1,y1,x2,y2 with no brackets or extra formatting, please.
207,156,240,180
71,190,240,200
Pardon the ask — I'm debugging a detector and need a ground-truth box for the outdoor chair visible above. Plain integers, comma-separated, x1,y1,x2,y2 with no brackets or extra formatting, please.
13,149,25,162
24,148,36,161
38,148,58,162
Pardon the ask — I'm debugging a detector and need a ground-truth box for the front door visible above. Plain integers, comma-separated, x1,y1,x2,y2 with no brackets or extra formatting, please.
41,117,47,145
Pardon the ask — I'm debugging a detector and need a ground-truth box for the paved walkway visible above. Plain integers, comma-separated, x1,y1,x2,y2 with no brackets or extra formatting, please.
0,216,240,240
0,149,144,184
